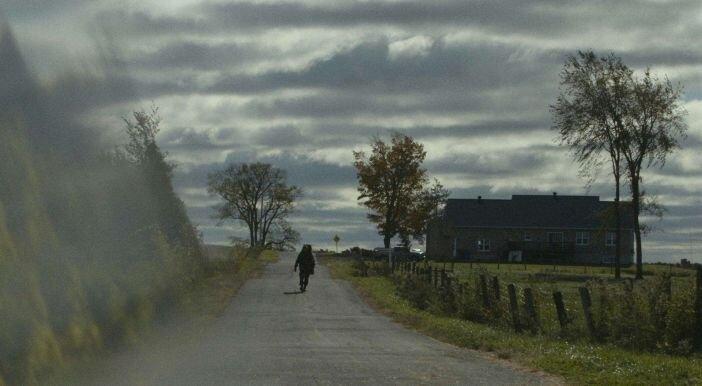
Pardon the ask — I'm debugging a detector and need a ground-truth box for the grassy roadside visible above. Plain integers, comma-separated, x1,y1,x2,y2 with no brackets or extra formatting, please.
43,248,278,385
180,248,279,320
321,256,702,385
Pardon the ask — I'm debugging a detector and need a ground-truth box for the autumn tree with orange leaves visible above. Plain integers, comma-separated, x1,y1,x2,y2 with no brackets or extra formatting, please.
353,133,448,248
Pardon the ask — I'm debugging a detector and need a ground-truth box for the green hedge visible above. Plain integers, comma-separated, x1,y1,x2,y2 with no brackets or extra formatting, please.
0,119,204,385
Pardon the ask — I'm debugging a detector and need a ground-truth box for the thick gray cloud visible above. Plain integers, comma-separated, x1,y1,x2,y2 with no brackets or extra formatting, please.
126,41,273,71
243,90,499,118
427,151,551,178
206,40,561,94
172,150,357,191
97,0,701,42
4,0,702,262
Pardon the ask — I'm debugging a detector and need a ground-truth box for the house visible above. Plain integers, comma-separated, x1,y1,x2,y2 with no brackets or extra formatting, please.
426,193,635,265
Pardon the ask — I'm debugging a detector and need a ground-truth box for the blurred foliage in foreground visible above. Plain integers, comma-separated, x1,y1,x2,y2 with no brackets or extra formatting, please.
0,28,205,384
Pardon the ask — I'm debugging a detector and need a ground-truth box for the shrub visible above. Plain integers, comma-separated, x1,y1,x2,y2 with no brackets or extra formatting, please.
456,282,486,323
351,259,369,277
396,276,434,310
370,261,392,276
587,275,697,353
427,281,458,316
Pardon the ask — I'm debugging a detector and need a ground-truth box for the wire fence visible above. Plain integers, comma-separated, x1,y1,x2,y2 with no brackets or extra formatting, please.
356,258,702,355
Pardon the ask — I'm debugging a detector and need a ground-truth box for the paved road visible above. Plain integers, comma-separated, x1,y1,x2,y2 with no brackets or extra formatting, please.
71,252,553,385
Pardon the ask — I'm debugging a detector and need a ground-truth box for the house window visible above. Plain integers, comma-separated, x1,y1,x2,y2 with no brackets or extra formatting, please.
523,232,532,242
576,231,590,246
547,232,563,244
477,239,491,251
606,232,616,247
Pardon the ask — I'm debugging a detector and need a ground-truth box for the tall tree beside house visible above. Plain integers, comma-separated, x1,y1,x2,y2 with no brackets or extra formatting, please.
620,70,687,279
208,162,302,249
552,51,687,279
551,51,630,278
353,133,449,248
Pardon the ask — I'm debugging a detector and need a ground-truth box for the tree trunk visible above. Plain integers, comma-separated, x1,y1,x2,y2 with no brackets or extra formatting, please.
254,216,259,247
614,173,621,279
383,235,391,248
631,175,644,279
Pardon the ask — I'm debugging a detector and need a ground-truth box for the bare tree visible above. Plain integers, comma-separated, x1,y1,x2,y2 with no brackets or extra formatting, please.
621,70,687,279
266,220,300,251
208,162,301,248
353,133,449,248
551,51,630,278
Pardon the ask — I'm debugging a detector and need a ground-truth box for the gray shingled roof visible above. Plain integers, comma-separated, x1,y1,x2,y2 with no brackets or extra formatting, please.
445,194,634,230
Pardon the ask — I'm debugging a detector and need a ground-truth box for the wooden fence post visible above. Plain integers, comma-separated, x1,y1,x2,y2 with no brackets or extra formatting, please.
479,274,490,308
440,269,446,288
579,287,596,339
664,274,672,299
491,276,500,301
523,288,539,333
507,284,520,332
443,275,456,308
434,269,439,288
553,291,569,331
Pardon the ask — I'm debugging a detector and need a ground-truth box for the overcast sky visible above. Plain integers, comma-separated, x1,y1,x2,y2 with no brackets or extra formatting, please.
3,0,701,262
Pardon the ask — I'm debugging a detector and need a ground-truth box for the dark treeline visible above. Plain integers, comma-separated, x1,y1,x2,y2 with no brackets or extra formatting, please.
0,24,204,384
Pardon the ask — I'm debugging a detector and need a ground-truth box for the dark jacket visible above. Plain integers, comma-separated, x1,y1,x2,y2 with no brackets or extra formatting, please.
295,250,315,274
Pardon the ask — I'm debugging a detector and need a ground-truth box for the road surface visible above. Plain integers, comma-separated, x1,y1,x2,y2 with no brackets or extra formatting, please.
70,252,554,385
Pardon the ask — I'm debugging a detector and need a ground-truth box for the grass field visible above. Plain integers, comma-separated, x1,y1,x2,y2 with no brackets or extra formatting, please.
321,256,702,385
445,261,694,284
433,261,697,340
